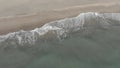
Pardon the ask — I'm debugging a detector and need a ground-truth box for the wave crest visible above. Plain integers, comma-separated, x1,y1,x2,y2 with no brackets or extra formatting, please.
0,12,120,45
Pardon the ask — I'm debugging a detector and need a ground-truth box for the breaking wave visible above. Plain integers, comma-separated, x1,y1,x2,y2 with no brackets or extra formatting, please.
1,12,120,68
0,12,120,46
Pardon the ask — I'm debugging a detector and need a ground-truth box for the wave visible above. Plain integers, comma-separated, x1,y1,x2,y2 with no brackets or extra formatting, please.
0,12,120,46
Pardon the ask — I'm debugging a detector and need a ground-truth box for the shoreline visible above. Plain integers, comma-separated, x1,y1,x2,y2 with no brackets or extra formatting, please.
0,2,120,35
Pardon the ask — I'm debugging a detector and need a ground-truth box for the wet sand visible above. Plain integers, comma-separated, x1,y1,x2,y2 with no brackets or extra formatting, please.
0,0,120,35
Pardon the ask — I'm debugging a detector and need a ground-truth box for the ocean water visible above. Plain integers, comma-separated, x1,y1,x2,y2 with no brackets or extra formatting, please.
0,12,120,68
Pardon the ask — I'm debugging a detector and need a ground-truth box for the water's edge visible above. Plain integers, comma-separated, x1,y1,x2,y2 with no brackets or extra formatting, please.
0,12,120,45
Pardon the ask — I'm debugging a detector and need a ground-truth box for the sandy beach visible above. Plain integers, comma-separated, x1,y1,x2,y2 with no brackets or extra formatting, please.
0,0,120,35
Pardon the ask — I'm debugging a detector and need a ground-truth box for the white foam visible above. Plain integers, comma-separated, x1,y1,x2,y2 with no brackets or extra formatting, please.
0,12,120,45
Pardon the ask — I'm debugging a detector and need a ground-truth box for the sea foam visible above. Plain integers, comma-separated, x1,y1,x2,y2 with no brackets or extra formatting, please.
0,12,120,45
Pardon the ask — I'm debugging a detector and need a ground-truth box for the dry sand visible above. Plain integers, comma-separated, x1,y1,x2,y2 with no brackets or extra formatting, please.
0,0,120,35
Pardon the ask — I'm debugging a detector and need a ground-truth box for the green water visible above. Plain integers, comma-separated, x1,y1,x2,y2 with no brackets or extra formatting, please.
0,28,120,68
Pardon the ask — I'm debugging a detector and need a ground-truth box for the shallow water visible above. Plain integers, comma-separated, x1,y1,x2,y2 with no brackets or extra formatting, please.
0,12,120,68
